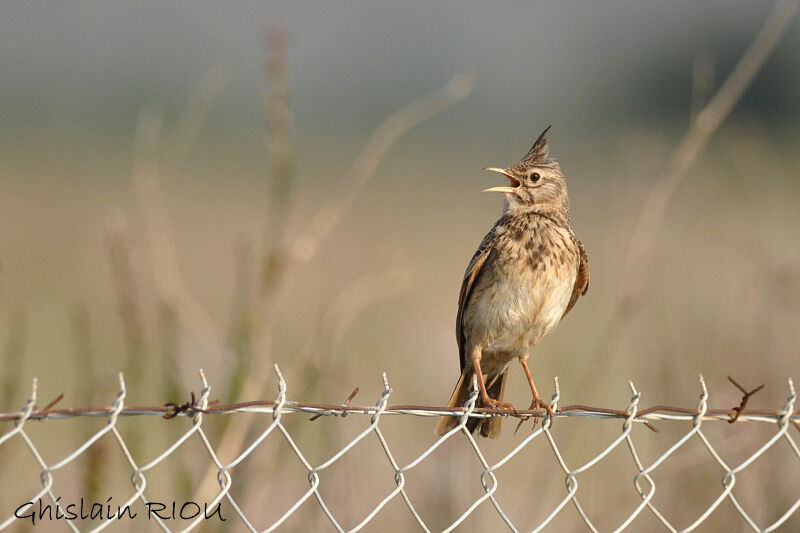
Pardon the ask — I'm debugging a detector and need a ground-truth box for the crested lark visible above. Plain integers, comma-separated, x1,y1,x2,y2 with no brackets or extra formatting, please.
435,127,589,438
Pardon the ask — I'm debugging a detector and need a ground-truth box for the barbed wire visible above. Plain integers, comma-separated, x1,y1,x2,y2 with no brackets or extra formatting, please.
2,375,797,429
1,367,798,532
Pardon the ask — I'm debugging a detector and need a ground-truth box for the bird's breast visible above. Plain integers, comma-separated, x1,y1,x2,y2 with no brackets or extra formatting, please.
465,225,577,354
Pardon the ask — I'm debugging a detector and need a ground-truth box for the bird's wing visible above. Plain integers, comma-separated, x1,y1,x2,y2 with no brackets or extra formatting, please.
456,234,497,372
562,238,589,319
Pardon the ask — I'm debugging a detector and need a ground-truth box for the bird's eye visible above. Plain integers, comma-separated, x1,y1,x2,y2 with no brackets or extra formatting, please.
531,172,541,182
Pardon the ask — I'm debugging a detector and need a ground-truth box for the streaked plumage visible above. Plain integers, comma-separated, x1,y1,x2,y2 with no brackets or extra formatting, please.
436,127,589,438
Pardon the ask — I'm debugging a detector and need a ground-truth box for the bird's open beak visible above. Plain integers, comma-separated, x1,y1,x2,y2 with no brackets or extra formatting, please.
482,167,520,193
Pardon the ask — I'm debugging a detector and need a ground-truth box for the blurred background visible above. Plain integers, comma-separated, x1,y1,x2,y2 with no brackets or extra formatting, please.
1,1,799,531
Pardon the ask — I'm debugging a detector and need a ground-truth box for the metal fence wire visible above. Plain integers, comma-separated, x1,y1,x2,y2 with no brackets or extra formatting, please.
1,367,798,532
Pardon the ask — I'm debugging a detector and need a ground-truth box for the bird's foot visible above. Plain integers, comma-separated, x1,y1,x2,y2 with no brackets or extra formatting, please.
514,397,555,434
530,397,555,426
482,397,517,412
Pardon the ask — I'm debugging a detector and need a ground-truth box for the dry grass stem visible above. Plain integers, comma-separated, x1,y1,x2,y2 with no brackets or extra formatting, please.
133,106,227,352
163,63,231,166
238,260,416,515
70,305,108,505
286,71,476,270
1,306,27,411
105,212,147,380
226,239,256,401
610,0,799,337
322,263,417,348
262,28,295,268
132,64,232,355
690,51,715,120
192,72,475,502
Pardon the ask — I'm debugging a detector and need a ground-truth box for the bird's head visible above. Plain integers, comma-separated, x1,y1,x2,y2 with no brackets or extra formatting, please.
483,126,569,217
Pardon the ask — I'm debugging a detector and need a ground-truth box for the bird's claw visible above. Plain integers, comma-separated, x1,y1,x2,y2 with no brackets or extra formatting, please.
483,397,517,413
514,398,555,434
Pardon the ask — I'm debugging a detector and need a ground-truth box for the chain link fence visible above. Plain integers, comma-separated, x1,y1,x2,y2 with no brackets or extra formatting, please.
1,368,798,532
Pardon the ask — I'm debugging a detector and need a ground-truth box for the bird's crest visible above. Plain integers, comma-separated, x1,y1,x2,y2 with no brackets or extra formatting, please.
520,125,551,165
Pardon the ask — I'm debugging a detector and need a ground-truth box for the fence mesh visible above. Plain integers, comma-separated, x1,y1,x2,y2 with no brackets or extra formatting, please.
1,368,798,532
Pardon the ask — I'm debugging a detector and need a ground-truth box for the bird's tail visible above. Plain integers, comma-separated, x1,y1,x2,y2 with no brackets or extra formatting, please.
434,368,508,439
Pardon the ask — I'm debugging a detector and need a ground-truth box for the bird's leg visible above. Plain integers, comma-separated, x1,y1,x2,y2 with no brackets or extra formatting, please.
472,347,515,411
519,354,555,425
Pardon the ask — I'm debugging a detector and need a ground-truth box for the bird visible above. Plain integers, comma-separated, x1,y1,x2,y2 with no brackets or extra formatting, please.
435,126,589,438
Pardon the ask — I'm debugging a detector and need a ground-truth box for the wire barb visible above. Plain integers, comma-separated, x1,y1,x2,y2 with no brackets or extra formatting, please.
727,375,766,423
308,386,360,421
164,392,206,419
38,393,64,414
